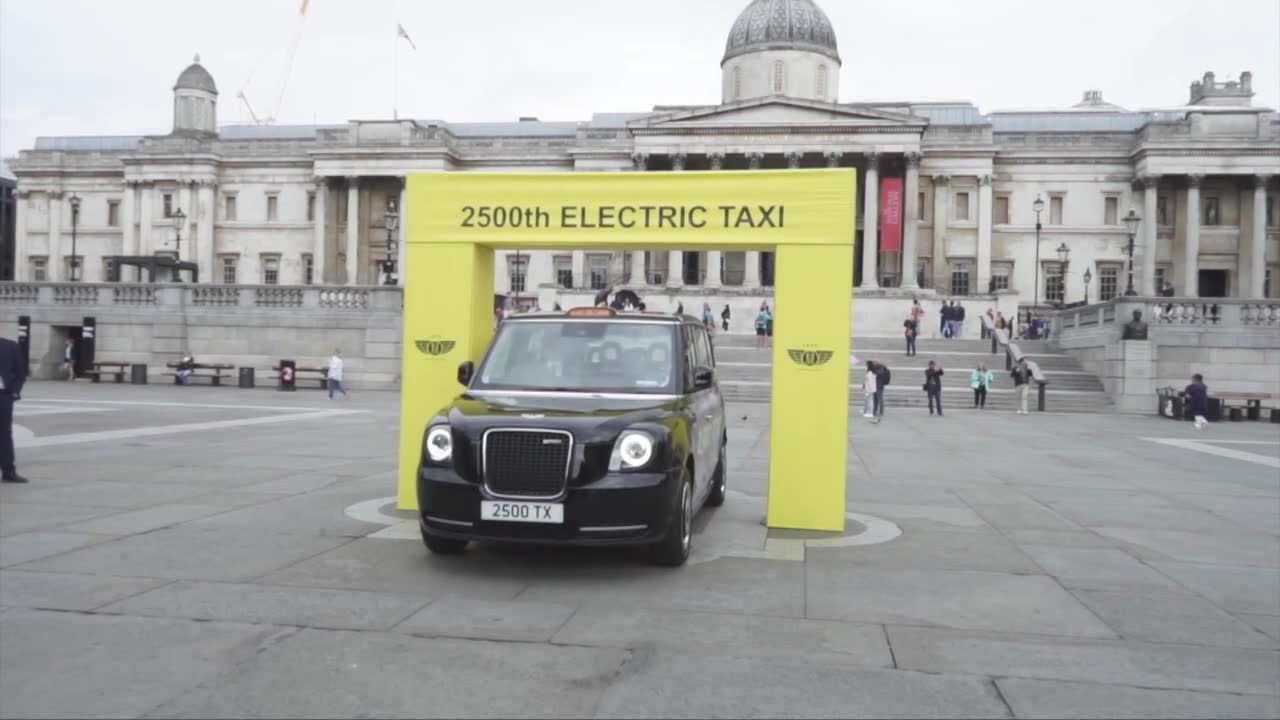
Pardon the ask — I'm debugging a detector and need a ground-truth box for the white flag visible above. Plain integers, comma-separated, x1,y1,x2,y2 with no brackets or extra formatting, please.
397,23,416,50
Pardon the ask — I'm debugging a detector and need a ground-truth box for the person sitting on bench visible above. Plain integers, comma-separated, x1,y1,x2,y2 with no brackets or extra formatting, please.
176,351,195,385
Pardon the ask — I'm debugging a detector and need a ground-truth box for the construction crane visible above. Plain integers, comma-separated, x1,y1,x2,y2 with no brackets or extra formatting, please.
236,0,310,125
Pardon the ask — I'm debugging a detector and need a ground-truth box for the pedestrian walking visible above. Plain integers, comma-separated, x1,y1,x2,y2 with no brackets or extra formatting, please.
721,304,731,332
862,360,877,418
1011,357,1032,414
924,360,944,416
1184,373,1210,429
939,302,951,338
904,318,917,356
702,303,715,332
873,361,891,422
327,349,348,399
910,299,925,339
0,336,28,483
754,303,772,349
971,362,994,408
62,338,76,381
955,302,966,338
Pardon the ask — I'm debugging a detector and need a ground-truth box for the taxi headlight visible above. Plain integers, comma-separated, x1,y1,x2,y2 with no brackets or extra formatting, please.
610,431,654,471
425,426,453,463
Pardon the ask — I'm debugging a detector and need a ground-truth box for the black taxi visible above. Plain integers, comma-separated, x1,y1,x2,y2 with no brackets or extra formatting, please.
416,307,727,566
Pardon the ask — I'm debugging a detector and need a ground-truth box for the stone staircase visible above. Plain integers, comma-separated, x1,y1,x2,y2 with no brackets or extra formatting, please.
713,334,1113,413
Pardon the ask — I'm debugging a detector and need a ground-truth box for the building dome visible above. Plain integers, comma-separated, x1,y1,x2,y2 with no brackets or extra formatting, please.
723,0,840,66
174,54,218,94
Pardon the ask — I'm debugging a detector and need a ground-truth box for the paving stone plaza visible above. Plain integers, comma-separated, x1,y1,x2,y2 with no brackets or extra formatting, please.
1,368,1277,718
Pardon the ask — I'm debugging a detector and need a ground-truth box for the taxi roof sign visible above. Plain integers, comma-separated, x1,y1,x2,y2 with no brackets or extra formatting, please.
567,307,616,318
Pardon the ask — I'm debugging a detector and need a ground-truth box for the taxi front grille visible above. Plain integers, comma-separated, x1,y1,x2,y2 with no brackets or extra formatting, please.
482,429,572,498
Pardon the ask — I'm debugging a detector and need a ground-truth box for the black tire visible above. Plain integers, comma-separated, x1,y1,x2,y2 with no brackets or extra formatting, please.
653,469,693,567
421,525,468,555
705,439,727,508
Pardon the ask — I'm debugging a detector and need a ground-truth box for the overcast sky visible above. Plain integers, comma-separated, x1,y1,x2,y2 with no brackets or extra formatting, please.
2,0,1277,157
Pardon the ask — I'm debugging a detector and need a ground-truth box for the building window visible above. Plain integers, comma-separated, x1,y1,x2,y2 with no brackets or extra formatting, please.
224,194,237,221
103,257,117,283
954,192,970,221
108,200,120,227
950,262,971,296
773,60,784,94
266,194,279,222
553,255,572,288
220,255,238,284
1098,264,1120,301
307,193,316,222
588,254,609,290
991,264,1011,292
733,66,742,99
508,255,527,293
1265,267,1274,298
261,255,280,285
30,257,47,282
302,254,314,285
1154,265,1168,292
1045,266,1065,304
1157,195,1168,225
1203,196,1220,226
916,259,930,289
1104,196,1118,225
162,193,173,218
1049,195,1064,225
917,192,926,220
994,195,1010,225
1267,195,1275,227
816,65,827,99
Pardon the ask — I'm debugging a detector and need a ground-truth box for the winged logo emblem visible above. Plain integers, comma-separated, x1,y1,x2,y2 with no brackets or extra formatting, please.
787,348,834,368
416,339,457,357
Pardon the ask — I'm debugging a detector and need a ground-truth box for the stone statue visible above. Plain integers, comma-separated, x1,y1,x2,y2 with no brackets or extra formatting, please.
1122,309,1149,340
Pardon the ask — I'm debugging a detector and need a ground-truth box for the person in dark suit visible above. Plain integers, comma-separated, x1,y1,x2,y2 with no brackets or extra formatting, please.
0,336,28,483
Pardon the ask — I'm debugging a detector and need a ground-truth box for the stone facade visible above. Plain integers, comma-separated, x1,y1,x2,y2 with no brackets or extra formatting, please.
5,4,1279,309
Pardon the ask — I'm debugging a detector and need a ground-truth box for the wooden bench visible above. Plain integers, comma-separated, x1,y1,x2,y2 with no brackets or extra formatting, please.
272,365,329,389
1215,392,1272,422
165,362,235,386
86,361,130,384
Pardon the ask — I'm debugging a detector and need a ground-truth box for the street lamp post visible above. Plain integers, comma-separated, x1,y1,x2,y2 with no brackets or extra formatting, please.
171,208,186,282
1055,242,1070,307
383,202,399,286
68,194,81,281
1031,195,1045,324
1122,208,1141,296
1083,266,1093,305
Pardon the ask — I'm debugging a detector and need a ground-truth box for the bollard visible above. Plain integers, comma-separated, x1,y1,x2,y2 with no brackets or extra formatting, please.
1228,407,1243,422
1247,403,1261,421
1037,382,1047,412
130,363,148,385
238,367,255,389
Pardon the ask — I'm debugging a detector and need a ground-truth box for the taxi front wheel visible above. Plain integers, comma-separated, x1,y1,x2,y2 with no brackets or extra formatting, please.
653,470,693,567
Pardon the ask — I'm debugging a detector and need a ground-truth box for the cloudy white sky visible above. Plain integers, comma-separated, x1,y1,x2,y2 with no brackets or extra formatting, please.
2,0,1277,157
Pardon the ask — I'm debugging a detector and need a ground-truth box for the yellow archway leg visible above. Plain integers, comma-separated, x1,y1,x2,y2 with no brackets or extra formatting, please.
766,243,853,532
397,241,495,510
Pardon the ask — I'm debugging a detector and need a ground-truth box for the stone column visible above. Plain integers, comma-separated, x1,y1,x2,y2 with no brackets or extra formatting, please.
13,191,27,281
397,181,407,286
630,250,646,284
670,153,687,171
1183,174,1202,296
708,153,725,171
668,153,686,286
902,153,921,289
572,250,586,288
825,152,842,168
744,152,764,286
632,153,648,171
931,174,950,290
705,251,722,288
859,153,880,289
178,182,193,264
48,191,63,281
312,178,328,285
345,177,360,285
197,181,215,284
138,183,152,260
1250,175,1270,298
120,181,137,260
746,152,763,170
977,174,993,294
1141,175,1160,296
785,152,802,169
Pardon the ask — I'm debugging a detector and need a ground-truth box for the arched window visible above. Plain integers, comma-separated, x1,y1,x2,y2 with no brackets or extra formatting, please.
773,61,785,94
733,66,742,99
817,65,828,99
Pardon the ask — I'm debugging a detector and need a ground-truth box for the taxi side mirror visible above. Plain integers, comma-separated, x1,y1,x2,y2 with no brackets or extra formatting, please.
457,361,474,387
693,366,715,391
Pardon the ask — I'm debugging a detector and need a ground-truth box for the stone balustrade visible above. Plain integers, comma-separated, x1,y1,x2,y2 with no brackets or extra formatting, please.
0,282,400,312
1055,297,1280,333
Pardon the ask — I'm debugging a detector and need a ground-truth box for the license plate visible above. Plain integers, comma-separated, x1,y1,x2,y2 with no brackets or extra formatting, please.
481,500,564,524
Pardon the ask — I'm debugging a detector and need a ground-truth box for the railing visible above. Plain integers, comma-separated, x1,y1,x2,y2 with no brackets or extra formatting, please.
255,287,304,308
1055,297,1280,334
987,319,1050,412
52,285,99,305
0,284,39,304
0,282,395,313
319,288,369,309
112,286,157,306
192,287,240,307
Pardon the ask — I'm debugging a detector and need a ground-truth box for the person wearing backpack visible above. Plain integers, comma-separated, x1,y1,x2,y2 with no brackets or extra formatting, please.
904,318,917,357
873,362,891,423
721,305,731,332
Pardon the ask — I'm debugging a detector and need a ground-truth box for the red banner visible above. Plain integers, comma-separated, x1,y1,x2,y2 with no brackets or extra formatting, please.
880,177,904,252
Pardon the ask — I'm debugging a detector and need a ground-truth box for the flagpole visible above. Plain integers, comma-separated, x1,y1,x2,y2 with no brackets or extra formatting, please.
393,25,399,120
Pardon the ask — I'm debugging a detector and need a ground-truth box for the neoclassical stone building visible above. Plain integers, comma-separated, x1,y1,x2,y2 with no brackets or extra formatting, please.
7,0,1279,305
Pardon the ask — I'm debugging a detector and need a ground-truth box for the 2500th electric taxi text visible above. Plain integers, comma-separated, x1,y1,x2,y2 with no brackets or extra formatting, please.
460,204,785,230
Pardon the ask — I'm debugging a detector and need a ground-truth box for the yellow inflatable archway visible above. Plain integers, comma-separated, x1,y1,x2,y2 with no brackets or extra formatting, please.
398,169,856,532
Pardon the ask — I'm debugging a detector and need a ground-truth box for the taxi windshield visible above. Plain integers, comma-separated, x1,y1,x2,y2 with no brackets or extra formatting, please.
474,320,678,394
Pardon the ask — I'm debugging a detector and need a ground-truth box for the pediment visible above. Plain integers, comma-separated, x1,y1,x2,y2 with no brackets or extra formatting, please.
631,97,928,131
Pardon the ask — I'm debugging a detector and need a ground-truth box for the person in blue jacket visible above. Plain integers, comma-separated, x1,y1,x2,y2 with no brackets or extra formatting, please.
1184,373,1209,429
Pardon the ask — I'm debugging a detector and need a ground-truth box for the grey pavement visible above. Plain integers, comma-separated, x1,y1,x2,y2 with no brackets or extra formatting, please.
1,381,1278,719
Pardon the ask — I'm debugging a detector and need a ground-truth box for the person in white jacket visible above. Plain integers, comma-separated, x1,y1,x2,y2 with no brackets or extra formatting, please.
862,360,877,418
327,349,348,400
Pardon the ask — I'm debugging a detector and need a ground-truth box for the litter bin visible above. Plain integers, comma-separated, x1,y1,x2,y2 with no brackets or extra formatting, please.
238,367,255,389
130,363,148,385
278,359,296,392
1228,406,1244,422
1157,387,1183,419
